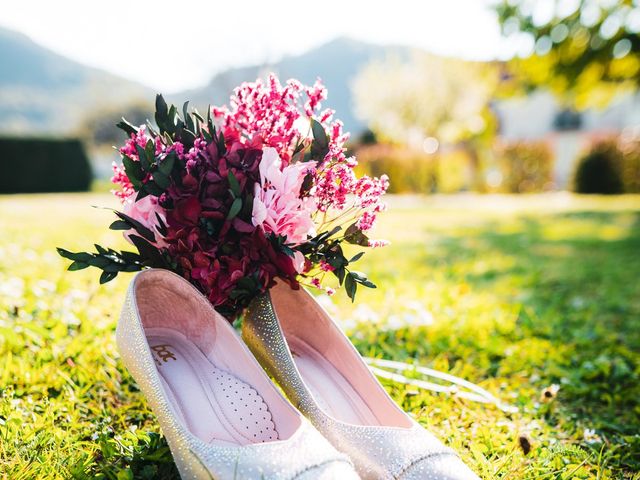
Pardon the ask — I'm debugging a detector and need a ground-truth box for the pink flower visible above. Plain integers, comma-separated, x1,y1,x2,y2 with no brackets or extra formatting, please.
319,260,334,272
111,162,134,202
292,250,306,274
368,239,390,248
123,195,167,247
252,147,316,245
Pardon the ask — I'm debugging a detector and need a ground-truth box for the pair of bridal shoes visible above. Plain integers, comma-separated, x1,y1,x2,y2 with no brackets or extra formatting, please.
117,269,479,479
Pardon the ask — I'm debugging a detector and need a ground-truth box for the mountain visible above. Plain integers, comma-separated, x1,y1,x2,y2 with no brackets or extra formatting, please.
0,30,412,136
173,37,413,135
0,27,151,134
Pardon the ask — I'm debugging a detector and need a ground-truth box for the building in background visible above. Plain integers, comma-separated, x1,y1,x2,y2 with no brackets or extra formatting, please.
494,91,640,188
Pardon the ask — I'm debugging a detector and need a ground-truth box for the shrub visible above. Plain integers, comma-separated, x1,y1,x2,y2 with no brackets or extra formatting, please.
496,141,554,193
0,137,92,193
619,138,640,193
573,141,623,194
436,149,474,193
355,144,437,193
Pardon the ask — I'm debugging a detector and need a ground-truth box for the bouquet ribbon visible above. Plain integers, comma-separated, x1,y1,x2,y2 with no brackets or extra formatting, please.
365,357,518,413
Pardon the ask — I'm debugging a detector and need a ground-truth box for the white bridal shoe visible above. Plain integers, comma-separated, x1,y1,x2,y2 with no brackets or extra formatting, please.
116,269,359,479
243,283,480,480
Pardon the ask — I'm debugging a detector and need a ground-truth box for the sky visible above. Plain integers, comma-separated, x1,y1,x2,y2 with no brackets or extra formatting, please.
0,0,524,93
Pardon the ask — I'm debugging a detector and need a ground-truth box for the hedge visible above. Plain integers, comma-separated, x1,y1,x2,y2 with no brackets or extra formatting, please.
496,141,554,193
354,144,437,193
0,137,92,193
574,142,624,194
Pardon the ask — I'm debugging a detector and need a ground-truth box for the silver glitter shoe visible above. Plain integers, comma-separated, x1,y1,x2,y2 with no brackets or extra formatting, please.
243,283,480,480
116,269,359,479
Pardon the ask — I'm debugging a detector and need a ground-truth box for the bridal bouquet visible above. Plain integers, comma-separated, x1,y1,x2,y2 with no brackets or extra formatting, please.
58,75,389,317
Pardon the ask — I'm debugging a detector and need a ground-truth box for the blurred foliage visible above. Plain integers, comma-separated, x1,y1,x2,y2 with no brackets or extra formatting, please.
574,137,640,193
436,149,474,194
619,136,640,192
0,137,92,193
1,193,639,478
78,102,153,149
496,0,640,108
355,144,437,193
354,144,475,194
352,52,499,146
496,141,554,193
355,141,557,194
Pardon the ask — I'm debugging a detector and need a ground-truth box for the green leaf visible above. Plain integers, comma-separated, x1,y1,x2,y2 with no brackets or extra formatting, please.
152,172,170,189
99,271,118,284
228,171,241,197
349,251,365,263
311,119,328,148
310,118,329,162
116,467,134,480
346,269,377,289
348,270,367,281
300,172,314,196
113,211,156,242
155,94,169,133
313,225,342,245
207,110,216,142
155,212,168,236
116,118,138,136
136,144,150,171
122,155,143,186
158,152,176,176
345,272,357,302
128,235,167,268
143,181,165,197
227,197,243,220
192,110,205,122
57,245,146,279
167,105,178,134
181,128,196,150
217,129,226,155
344,223,370,247
360,279,377,289
109,220,130,231
183,101,195,132
135,188,150,202
145,121,159,138
242,192,254,217
145,139,155,167
68,261,88,271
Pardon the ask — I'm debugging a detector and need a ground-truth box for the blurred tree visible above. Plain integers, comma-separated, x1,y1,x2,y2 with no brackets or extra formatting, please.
495,0,640,108
353,53,498,146
352,52,499,189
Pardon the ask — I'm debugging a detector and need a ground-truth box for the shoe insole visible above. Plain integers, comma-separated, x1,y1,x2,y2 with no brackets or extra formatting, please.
146,327,278,445
288,336,379,426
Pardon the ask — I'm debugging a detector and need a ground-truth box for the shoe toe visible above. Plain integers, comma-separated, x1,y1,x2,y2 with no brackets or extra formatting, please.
400,453,479,480
296,460,360,480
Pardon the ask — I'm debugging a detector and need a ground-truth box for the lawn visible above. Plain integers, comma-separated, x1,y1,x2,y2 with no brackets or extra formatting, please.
0,193,639,479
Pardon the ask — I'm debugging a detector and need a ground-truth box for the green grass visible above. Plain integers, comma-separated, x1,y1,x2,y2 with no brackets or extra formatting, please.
1,193,639,479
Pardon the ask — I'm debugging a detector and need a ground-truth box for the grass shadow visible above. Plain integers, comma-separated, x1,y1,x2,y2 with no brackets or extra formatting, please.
418,210,640,471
